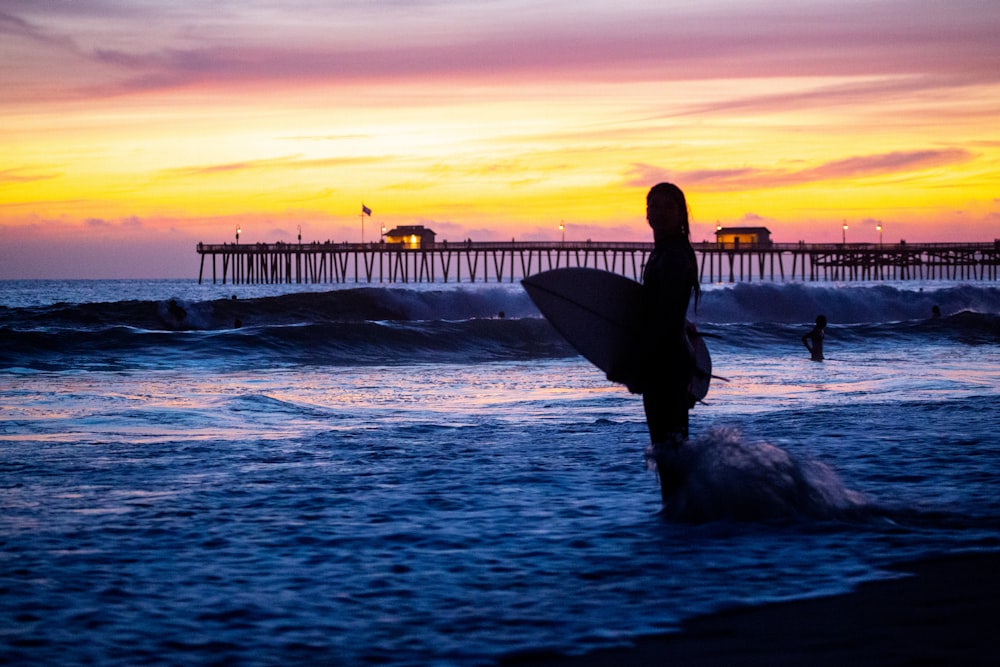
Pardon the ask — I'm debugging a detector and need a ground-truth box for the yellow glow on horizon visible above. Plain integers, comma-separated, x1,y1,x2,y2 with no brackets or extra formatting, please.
3,76,999,248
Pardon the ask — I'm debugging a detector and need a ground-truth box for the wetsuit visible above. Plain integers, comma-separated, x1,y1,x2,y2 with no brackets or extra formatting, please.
640,235,697,443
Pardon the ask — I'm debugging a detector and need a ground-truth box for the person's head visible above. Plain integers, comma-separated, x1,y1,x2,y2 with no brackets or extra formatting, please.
816,315,827,328
646,182,690,238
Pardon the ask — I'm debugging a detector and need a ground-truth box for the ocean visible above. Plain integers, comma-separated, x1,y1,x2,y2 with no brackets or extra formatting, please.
2,277,1000,666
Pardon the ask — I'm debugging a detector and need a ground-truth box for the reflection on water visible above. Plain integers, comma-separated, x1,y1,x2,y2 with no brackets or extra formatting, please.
2,324,1000,665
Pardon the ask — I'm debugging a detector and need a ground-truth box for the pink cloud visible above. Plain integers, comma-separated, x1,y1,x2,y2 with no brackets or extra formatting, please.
802,150,975,181
671,75,997,123
0,9,78,52
4,1,999,100
84,215,145,230
627,148,975,191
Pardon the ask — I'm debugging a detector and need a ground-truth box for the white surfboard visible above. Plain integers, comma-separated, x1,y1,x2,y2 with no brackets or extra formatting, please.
522,267,711,401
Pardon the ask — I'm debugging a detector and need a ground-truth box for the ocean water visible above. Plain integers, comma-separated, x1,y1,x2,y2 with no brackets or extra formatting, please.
2,277,1000,665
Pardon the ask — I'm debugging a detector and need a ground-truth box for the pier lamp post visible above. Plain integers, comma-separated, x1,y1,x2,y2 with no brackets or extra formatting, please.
877,223,883,245
842,222,848,245
297,225,301,243
236,225,241,244
559,221,565,243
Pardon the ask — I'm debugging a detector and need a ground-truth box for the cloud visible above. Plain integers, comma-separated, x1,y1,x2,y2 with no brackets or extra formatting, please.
669,74,999,124
159,155,385,179
802,149,975,181
739,213,773,224
625,164,762,189
0,168,61,185
627,148,975,191
0,10,78,52
287,133,372,142
6,1,1000,100
84,215,145,230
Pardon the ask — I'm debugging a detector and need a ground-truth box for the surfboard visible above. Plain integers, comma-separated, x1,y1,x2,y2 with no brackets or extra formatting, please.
522,267,711,401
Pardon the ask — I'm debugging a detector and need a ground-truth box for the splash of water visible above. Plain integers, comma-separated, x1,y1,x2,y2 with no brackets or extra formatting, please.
647,426,868,523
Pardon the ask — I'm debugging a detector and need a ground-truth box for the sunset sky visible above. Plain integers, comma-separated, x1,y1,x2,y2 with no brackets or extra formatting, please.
2,0,999,278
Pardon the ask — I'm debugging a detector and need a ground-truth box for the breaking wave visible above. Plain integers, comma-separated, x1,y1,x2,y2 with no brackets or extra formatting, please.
1,282,998,371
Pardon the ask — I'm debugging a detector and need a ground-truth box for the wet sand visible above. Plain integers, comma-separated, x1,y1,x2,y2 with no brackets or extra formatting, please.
501,551,1000,666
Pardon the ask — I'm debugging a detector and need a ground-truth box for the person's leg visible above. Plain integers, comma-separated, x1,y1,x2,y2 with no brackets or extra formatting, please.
643,388,689,505
642,387,689,442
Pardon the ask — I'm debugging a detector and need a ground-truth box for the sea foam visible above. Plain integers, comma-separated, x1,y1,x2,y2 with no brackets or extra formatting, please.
649,426,869,523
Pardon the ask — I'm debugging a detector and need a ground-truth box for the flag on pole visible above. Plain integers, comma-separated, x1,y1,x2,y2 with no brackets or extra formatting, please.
362,204,372,216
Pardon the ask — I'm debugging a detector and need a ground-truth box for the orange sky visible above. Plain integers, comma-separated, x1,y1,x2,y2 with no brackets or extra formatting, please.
2,0,999,278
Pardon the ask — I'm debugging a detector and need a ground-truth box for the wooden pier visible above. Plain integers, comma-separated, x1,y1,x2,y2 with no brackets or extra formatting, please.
197,241,1000,285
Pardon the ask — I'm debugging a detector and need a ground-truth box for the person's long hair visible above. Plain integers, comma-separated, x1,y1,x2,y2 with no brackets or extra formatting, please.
648,182,701,309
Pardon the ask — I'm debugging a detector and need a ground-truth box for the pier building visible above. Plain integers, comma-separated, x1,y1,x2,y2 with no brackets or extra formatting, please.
383,225,436,248
714,226,773,248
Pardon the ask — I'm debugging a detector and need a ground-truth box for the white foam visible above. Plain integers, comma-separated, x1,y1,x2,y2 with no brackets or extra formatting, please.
649,426,869,522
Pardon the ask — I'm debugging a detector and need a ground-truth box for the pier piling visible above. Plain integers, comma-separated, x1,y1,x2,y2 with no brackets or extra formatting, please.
196,241,1000,285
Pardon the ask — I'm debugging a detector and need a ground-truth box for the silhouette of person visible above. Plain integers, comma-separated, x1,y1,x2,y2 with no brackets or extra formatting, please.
636,183,701,503
802,315,827,361
167,299,187,323
931,305,941,319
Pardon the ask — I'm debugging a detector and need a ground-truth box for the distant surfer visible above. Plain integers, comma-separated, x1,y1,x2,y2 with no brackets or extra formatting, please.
167,299,187,324
802,315,827,361
638,183,702,502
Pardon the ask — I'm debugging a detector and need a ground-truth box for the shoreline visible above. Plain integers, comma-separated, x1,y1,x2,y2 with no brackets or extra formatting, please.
499,551,1000,667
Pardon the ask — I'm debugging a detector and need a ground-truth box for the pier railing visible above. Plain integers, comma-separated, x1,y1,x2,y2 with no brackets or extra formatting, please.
196,240,1000,285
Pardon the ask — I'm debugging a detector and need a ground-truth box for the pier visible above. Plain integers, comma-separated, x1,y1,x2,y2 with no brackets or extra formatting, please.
196,241,1000,285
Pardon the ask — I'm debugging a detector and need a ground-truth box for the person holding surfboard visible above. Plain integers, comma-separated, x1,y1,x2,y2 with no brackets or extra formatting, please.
639,183,702,499
520,183,712,508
